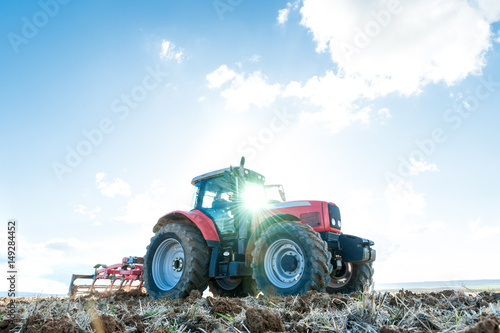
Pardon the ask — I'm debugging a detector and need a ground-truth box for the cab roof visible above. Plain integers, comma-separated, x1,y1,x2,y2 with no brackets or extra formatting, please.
191,167,265,185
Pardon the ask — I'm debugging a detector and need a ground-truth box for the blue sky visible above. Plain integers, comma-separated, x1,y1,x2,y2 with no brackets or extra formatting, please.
1,0,500,294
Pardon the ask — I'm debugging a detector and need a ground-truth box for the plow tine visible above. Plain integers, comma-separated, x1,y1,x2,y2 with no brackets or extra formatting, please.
119,279,126,291
68,274,94,297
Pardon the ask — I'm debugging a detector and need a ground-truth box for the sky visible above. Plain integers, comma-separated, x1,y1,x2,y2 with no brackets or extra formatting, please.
1,0,500,295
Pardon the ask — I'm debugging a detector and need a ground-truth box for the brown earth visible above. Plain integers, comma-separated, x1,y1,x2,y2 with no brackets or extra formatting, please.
460,315,500,333
91,314,126,333
23,314,80,333
0,289,499,332
245,307,285,333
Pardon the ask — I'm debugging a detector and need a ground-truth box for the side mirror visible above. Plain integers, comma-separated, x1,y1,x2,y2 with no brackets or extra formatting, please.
279,188,286,202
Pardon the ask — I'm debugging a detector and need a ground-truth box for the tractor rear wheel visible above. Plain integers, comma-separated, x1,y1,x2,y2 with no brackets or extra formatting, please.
251,222,332,296
143,222,210,299
326,262,374,294
208,277,258,297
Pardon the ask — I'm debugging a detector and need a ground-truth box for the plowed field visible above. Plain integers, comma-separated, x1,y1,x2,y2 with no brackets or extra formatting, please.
1,289,499,332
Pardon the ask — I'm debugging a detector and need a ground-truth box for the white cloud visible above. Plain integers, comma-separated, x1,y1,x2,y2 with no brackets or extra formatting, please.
248,54,261,63
96,172,132,197
289,0,497,130
277,1,300,24
384,180,426,221
277,7,291,24
284,72,373,132
222,72,281,111
208,66,281,112
284,72,370,108
468,217,500,240
236,55,261,68
377,107,391,119
114,180,171,228
206,65,237,89
74,204,101,219
205,0,498,131
474,0,500,23
409,157,439,176
160,40,184,63
300,0,493,94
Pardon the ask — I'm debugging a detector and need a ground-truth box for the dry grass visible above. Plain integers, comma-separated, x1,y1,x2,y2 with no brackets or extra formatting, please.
0,289,499,332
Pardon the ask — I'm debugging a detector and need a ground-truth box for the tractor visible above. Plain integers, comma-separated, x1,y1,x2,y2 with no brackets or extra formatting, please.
142,158,376,299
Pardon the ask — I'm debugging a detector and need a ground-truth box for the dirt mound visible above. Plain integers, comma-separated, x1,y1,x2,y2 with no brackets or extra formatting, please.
460,315,500,333
0,319,17,332
91,314,125,333
185,289,202,304
244,307,285,333
207,296,244,316
122,314,146,333
23,314,80,333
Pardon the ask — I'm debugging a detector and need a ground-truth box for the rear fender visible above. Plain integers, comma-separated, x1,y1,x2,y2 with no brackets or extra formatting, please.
246,213,299,257
153,210,220,246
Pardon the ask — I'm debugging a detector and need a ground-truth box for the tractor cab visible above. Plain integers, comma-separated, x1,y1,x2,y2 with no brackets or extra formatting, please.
190,166,267,235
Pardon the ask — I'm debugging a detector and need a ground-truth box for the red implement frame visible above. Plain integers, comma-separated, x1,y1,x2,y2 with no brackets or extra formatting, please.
68,256,144,297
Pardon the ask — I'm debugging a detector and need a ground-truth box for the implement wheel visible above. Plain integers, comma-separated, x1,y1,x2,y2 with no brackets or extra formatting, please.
143,222,210,299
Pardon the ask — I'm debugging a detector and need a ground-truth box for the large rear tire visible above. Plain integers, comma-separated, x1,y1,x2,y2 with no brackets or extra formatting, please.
326,262,374,294
251,222,332,296
143,222,210,299
208,277,258,297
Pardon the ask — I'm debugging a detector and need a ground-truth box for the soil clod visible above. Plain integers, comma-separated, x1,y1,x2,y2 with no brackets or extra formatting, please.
460,315,500,333
91,314,126,333
208,296,244,317
244,307,285,333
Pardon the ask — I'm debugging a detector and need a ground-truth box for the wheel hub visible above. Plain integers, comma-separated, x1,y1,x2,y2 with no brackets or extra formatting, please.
172,257,184,272
280,254,298,272
329,261,353,288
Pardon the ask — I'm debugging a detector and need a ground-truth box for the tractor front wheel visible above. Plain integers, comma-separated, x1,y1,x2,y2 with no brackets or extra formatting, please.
326,262,374,294
251,222,332,296
208,277,258,297
143,222,210,299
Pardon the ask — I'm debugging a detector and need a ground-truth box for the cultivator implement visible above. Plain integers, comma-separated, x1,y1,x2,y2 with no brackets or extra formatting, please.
68,256,144,297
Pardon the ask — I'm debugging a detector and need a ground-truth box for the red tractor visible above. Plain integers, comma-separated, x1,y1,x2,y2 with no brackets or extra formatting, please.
143,158,376,298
